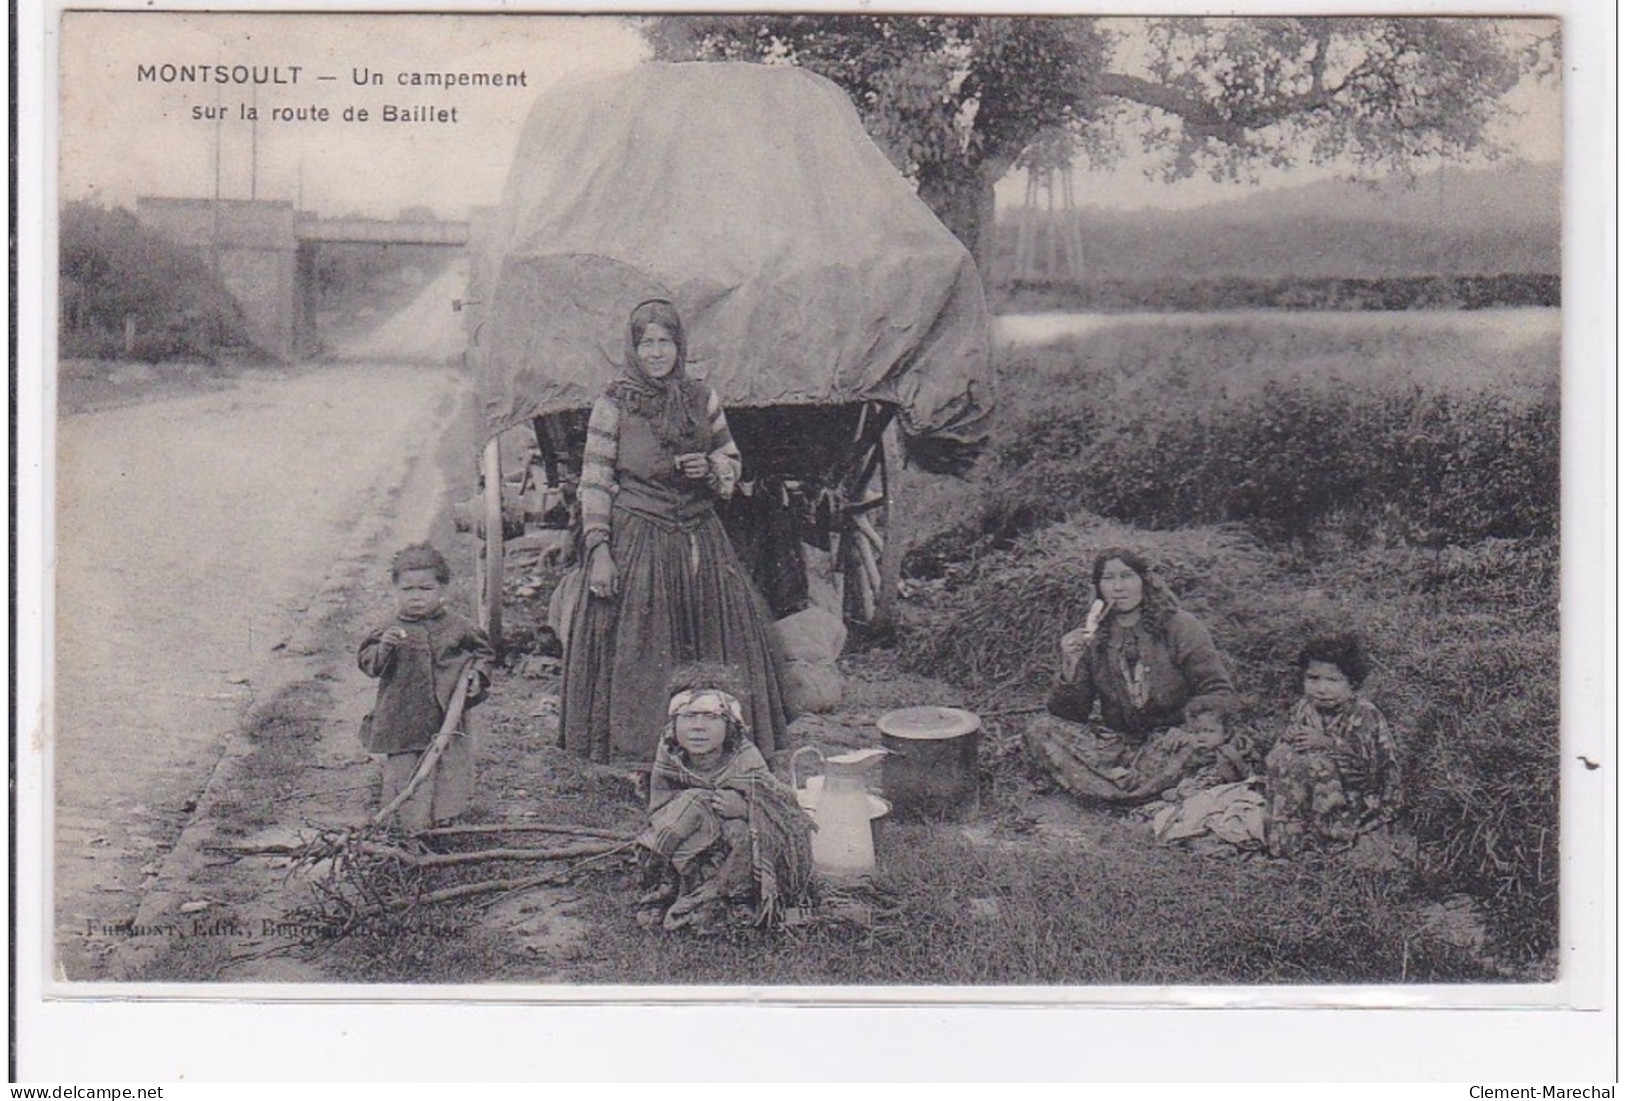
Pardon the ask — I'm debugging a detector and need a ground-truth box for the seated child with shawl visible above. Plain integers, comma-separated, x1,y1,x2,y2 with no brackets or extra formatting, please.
635,664,815,933
1265,632,1403,860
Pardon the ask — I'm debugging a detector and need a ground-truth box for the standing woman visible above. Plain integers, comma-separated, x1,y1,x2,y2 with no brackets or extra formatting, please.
1023,548,1239,804
561,299,788,764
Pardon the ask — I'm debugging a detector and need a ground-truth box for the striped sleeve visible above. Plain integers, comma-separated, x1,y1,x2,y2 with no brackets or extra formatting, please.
580,396,619,548
704,388,742,499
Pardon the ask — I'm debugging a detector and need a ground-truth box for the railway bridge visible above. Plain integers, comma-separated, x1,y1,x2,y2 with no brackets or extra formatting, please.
135,196,477,358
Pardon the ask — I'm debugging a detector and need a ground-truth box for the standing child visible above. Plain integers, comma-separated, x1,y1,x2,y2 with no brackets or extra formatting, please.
635,663,814,933
358,543,495,833
1265,632,1402,859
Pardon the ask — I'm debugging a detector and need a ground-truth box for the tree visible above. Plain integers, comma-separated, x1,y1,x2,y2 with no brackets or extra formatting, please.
645,16,1547,269
58,200,248,360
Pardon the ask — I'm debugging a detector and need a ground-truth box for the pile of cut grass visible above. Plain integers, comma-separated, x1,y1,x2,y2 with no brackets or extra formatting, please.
901,520,1558,971
901,515,1283,698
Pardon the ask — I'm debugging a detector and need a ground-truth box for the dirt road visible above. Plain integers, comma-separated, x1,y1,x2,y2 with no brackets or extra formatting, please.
53,362,469,979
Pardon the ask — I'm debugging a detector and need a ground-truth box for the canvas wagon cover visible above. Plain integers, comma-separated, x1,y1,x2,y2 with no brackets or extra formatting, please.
475,62,993,464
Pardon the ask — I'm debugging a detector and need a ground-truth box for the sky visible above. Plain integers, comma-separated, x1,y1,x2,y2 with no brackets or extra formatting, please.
58,12,1563,220
59,13,650,218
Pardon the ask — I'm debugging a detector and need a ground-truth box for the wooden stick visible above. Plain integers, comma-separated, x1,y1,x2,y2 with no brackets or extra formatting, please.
208,841,308,856
387,871,564,911
271,782,373,806
373,668,474,827
351,838,630,868
972,672,1029,713
415,822,632,842
981,703,1049,719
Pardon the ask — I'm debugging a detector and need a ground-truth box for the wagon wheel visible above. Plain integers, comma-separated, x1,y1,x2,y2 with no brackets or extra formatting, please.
476,436,505,655
838,408,903,636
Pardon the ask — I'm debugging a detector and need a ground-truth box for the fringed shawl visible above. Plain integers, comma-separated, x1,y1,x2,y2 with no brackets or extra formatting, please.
645,739,816,928
612,300,714,455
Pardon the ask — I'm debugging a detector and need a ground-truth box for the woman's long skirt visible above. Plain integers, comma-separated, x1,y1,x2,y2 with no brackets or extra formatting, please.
1023,713,1243,806
560,505,788,764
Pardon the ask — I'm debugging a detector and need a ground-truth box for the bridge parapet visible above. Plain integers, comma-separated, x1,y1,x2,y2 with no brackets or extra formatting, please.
295,216,469,246
135,196,467,359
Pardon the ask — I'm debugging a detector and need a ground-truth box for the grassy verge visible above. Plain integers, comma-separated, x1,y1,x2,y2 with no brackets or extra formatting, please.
899,318,1559,973
241,316,1555,984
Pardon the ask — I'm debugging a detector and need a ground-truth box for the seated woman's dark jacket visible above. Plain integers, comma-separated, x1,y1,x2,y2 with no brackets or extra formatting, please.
1047,609,1235,739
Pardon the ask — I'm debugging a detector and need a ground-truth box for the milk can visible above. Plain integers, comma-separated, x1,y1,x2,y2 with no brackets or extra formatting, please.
790,746,889,880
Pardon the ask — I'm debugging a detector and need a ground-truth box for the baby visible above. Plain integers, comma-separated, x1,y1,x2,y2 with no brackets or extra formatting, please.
358,542,495,833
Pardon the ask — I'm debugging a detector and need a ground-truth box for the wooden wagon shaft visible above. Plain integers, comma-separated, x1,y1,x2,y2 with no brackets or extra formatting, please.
847,405,891,488
372,668,475,827
850,541,879,622
851,440,884,500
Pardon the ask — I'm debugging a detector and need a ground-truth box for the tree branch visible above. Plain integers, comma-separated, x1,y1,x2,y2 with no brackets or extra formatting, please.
1093,60,1343,148
1092,72,1232,135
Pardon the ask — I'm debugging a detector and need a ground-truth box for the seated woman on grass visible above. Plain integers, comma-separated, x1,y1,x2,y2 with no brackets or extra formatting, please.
1265,632,1402,859
1023,548,1245,805
634,662,814,934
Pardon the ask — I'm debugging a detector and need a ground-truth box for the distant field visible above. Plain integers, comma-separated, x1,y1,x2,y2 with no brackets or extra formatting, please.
994,308,1560,401
996,305,1560,345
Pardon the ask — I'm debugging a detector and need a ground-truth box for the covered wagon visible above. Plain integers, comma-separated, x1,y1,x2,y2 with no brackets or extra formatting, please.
468,61,993,648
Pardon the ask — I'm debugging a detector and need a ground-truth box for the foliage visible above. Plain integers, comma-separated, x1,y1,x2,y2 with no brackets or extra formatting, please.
899,515,1559,963
894,321,1561,966
938,321,1560,549
993,160,1562,287
58,200,251,362
645,16,1540,259
998,275,1561,314
310,242,453,320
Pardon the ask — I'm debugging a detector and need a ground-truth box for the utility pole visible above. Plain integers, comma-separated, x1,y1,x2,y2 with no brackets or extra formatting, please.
211,64,222,280
250,82,258,200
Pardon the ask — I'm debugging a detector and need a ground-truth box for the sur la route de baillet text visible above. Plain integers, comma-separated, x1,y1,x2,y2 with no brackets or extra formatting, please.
137,62,530,124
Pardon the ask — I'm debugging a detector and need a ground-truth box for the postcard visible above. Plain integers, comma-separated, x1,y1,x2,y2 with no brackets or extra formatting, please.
15,0,1614,1081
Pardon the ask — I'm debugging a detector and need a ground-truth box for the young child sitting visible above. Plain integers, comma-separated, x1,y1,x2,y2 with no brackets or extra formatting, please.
358,543,495,834
1156,698,1254,800
635,663,814,933
1264,632,1401,859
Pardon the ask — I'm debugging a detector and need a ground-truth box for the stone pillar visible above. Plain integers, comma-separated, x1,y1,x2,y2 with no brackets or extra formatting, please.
294,242,321,358
136,197,298,360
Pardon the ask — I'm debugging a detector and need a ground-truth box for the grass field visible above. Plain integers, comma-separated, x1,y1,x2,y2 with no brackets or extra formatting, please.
291,311,1561,987
899,314,1561,973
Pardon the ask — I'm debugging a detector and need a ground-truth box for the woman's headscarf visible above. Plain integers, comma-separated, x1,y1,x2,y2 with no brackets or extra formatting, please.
609,299,712,453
